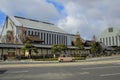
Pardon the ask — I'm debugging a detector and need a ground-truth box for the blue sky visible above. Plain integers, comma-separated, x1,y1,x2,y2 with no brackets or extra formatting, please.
0,0,120,40
0,11,6,26
46,0,64,13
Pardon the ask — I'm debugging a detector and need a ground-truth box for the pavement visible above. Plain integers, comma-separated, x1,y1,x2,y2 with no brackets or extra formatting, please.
0,55,120,63
0,55,120,69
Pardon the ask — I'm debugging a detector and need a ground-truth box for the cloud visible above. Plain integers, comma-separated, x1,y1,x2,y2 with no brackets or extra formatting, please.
0,0,120,40
57,0,120,40
0,0,60,22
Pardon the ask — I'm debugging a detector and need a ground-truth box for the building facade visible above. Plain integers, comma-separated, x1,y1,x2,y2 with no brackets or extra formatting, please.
96,27,120,47
0,16,75,46
0,16,90,58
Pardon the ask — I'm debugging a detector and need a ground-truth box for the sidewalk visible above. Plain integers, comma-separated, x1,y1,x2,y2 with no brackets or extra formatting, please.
0,59,58,64
0,55,120,64
0,59,120,69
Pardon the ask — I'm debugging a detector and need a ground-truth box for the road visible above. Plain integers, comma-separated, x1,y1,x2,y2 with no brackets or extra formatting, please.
0,55,120,80
0,63,120,80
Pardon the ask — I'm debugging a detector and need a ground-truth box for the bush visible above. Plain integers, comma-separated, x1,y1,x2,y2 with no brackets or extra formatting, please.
75,57,86,60
33,58,58,61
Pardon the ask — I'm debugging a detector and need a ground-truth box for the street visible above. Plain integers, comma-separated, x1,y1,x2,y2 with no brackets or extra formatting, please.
0,55,120,80
0,63,120,80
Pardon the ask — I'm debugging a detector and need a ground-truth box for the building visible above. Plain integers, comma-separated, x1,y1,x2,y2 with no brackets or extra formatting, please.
0,16,90,58
96,27,120,47
0,16,75,45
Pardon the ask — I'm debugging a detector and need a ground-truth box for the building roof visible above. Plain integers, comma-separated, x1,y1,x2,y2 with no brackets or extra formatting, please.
9,16,67,34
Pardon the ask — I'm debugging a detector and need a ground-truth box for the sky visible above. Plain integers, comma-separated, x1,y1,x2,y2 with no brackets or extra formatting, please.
0,0,120,40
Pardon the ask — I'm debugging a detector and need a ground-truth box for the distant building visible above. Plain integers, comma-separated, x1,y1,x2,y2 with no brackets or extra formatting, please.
96,27,120,47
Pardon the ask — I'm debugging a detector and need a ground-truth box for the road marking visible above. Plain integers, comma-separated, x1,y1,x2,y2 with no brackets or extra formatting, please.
100,73,120,77
81,66,120,70
78,72,90,75
6,70,29,73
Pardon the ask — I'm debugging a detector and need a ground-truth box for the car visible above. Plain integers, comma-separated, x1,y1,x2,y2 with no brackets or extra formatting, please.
58,54,75,62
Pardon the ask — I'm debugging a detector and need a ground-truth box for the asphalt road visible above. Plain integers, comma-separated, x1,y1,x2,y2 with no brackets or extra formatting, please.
0,55,120,80
0,62,120,80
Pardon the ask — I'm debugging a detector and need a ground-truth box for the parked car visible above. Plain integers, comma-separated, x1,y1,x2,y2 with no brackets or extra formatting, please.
58,54,75,62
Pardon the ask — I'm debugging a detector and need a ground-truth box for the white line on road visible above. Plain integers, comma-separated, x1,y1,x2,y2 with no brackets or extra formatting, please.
6,70,29,74
81,66,120,70
100,73,120,77
78,72,90,75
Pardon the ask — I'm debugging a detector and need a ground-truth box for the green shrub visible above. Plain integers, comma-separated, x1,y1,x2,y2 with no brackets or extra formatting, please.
33,58,58,61
75,57,86,60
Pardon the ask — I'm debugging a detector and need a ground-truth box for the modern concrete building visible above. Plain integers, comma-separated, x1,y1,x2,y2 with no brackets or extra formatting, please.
96,27,120,47
0,16,90,58
0,16,75,46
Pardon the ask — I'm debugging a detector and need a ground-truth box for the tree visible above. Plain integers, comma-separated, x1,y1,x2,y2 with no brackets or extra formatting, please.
51,44,59,58
74,32,84,49
59,44,67,53
91,42,102,56
21,41,38,58
74,38,83,49
51,44,67,58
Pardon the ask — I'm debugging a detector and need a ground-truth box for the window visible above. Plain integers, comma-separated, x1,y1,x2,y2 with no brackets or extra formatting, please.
44,33,46,44
28,31,30,35
112,36,114,45
55,34,56,44
31,31,33,35
57,35,58,44
47,33,48,45
35,32,37,36
52,34,54,44
49,34,51,45
41,32,43,40
108,27,113,32
38,32,40,36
